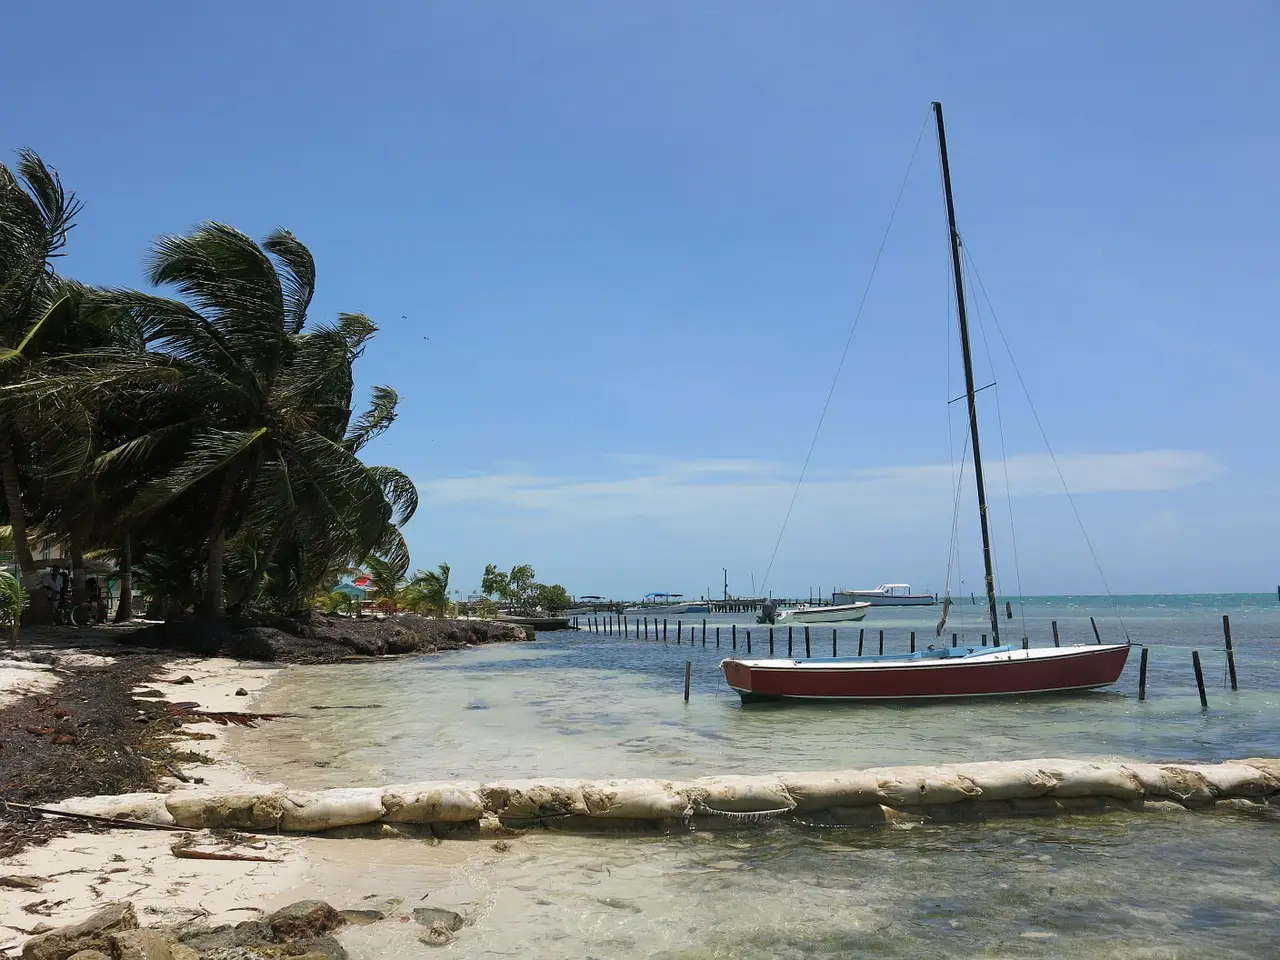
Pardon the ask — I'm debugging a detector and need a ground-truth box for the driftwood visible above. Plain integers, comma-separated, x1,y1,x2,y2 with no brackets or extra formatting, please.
171,839,280,863
166,702,295,728
1,801,184,832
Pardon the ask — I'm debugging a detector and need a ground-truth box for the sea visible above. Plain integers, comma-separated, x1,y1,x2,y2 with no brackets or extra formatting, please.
232,595,1280,959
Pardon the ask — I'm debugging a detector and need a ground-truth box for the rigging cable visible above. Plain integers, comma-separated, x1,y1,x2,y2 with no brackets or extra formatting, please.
963,243,1028,643
963,244,1131,642
759,109,932,595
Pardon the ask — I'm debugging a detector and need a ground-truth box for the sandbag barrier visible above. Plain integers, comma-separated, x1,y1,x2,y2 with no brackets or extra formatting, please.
50,758,1279,836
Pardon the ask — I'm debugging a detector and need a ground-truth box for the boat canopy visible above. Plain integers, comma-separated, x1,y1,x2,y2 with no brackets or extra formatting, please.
643,592,684,600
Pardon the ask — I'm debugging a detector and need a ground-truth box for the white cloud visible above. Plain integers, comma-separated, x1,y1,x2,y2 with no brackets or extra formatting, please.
418,449,1224,523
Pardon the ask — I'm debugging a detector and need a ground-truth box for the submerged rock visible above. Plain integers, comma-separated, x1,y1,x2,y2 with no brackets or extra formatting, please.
267,900,345,941
22,902,138,960
412,907,465,931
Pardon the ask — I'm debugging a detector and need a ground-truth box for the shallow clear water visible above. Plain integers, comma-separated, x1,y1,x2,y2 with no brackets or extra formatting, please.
239,594,1280,787
233,595,1280,958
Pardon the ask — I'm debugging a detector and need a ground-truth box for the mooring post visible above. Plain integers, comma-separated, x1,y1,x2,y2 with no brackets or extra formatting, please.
684,660,691,702
981,633,987,647
1006,601,1013,620
702,619,707,643
644,617,649,639
878,630,884,655
747,630,752,654
1090,616,1102,644
716,627,721,648
1138,647,1149,701
663,618,668,642
769,627,775,656
1022,638,1029,650
677,620,682,645
910,631,916,653
788,625,794,656
832,628,838,657
857,629,864,656
805,626,811,658
1051,620,1060,648
952,632,958,648
1223,614,1238,691
732,624,737,650
1193,650,1208,709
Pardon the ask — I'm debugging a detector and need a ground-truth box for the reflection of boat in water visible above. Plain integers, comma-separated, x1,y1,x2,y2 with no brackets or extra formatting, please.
772,602,871,624
625,593,710,615
833,584,936,606
722,102,1130,703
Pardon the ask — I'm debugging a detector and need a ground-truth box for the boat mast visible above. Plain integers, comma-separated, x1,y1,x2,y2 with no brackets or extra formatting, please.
932,101,1000,645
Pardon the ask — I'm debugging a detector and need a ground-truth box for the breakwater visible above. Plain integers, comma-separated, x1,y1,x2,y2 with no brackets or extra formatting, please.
53,757,1278,835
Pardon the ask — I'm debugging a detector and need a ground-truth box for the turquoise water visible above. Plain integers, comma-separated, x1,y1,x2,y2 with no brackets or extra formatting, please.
236,594,1280,958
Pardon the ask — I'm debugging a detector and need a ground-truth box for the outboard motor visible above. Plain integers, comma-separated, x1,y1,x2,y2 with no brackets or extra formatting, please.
757,599,778,625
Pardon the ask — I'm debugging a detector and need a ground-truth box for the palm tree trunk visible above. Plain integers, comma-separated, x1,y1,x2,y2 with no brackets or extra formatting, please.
240,518,290,613
114,532,133,623
202,468,242,620
0,428,44,622
70,542,86,604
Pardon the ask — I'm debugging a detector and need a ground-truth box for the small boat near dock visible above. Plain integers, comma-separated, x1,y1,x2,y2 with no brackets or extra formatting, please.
833,584,936,606
625,593,710,615
774,602,871,624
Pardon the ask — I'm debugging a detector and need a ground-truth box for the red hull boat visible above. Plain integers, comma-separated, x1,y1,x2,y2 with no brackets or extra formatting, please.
722,643,1131,703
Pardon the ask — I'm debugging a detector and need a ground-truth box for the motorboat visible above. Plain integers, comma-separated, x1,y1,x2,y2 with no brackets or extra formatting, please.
833,584,936,606
625,593,710,615
773,602,871,624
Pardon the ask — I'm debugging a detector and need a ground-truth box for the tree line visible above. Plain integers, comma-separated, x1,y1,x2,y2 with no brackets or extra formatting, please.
0,149,416,623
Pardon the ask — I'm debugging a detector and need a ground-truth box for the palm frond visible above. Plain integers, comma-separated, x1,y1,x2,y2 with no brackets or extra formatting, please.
345,386,399,453
263,229,315,334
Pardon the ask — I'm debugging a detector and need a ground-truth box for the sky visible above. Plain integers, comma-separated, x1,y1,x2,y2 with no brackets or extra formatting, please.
3,1,1277,599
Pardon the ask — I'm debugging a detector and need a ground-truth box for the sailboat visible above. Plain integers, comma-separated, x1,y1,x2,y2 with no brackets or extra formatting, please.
721,102,1131,703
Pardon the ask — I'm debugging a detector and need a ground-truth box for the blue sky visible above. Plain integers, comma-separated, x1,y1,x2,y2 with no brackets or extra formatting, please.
3,1,1277,598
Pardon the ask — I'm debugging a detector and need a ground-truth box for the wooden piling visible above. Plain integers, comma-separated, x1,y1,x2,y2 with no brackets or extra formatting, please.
677,620,682,645
788,625,794,657
1138,647,1148,701
1051,620,1060,648
878,630,884,655
952,632,957,648
1090,616,1102,644
644,617,649,639
805,626,811,658
769,627,775,656
910,631,916,653
684,661,691,702
1223,614,1238,691
1192,650,1208,709
702,619,707,643
1005,601,1013,620
663,619,668,642
832,628,838,657
716,627,720,648
747,630,752,654
857,629,864,656
1021,638,1029,650
732,625,737,650
981,633,987,647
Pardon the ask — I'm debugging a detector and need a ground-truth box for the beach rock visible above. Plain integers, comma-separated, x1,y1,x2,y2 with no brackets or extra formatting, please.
22,901,138,960
412,907,465,931
176,920,268,954
337,910,385,925
65,952,110,960
234,688,248,696
419,923,457,947
267,901,345,941
110,928,183,960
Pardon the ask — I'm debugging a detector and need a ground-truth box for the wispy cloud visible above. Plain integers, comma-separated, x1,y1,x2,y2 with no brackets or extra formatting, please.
419,450,1224,522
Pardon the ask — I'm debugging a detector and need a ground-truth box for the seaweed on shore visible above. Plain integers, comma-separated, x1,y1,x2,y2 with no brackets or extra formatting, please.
0,654,181,857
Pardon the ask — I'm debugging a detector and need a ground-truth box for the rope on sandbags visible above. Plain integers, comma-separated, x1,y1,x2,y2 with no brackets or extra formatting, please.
692,803,795,823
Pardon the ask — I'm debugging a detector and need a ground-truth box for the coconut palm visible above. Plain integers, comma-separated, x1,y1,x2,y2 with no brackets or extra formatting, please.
403,563,451,617
46,223,416,618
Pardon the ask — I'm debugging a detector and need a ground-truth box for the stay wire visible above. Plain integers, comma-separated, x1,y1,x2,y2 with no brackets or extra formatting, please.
963,244,1131,642
759,110,932,594
963,245,1028,642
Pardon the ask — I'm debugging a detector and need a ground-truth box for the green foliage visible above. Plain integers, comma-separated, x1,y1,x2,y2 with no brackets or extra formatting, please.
362,555,408,612
320,590,360,616
533,583,572,614
401,563,451,617
0,571,26,641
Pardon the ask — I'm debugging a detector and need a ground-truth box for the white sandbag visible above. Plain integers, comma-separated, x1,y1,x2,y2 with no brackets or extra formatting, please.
581,778,690,819
776,771,879,811
382,782,484,823
1122,764,1214,804
56,792,174,826
480,779,588,820
166,790,286,829
687,775,794,814
280,788,385,831
1040,760,1142,801
863,765,982,805
1181,762,1278,798
952,760,1056,801
1237,757,1280,782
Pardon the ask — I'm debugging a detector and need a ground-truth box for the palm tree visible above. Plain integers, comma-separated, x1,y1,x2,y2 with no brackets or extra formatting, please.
403,563,451,617
0,151,85,606
47,223,415,619
362,555,408,613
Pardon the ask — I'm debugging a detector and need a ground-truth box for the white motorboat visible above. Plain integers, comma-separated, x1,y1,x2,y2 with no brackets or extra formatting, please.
775,602,871,624
833,584,936,606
